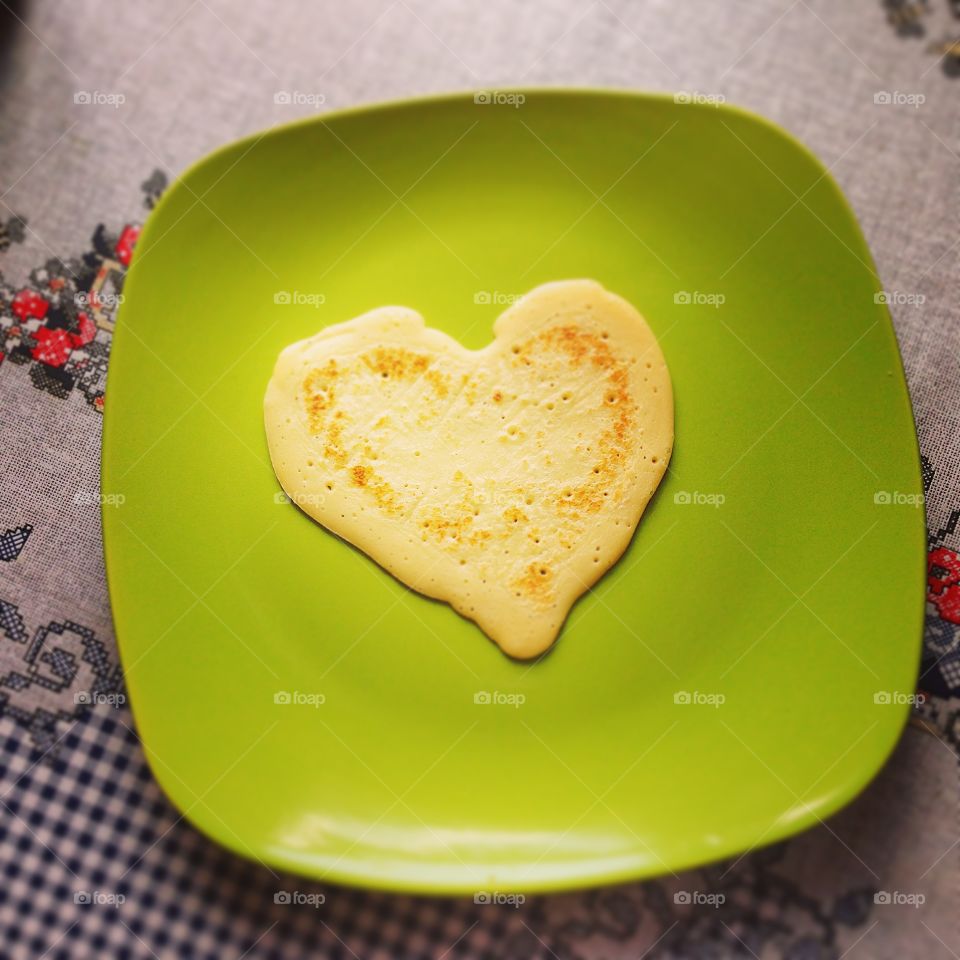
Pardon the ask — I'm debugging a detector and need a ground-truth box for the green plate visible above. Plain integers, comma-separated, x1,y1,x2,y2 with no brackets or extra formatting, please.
102,89,924,894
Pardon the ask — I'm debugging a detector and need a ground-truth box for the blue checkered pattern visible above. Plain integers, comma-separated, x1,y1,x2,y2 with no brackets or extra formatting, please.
0,704,524,960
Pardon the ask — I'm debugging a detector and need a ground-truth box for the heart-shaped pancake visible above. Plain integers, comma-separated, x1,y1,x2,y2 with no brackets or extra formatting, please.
264,280,673,658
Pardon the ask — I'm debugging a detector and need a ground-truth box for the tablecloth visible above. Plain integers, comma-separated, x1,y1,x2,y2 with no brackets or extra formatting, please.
0,0,958,957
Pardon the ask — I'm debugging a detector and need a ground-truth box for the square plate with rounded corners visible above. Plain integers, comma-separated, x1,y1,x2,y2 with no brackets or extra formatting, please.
102,89,924,894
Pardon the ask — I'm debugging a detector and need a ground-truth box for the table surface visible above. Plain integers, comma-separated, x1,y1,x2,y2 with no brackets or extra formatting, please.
0,1,957,957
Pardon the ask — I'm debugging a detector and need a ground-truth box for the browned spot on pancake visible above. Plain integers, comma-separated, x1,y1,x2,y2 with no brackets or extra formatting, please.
503,506,527,525
347,462,401,515
425,369,450,398
370,476,402,514
420,509,491,546
323,415,348,468
558,377,633,517
492,390,502,402
361,347,430,379
303,358,408,514
519,324,618,369
545,325,592,365
514,562,554,605
350,465,370,486
303,359,339,434
359,348,449,399
507,325,637,520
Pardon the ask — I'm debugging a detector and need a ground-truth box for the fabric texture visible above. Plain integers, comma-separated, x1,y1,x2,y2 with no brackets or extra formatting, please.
0,1,958,957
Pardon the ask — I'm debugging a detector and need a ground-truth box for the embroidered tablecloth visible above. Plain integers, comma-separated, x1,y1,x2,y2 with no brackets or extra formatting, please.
0,1,958,957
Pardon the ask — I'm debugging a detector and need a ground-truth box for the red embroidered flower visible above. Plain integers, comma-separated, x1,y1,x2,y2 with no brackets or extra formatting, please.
71,312,95,347
115,225,140,266
31,327,73,367
928,547,960,624
11,289,49,322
